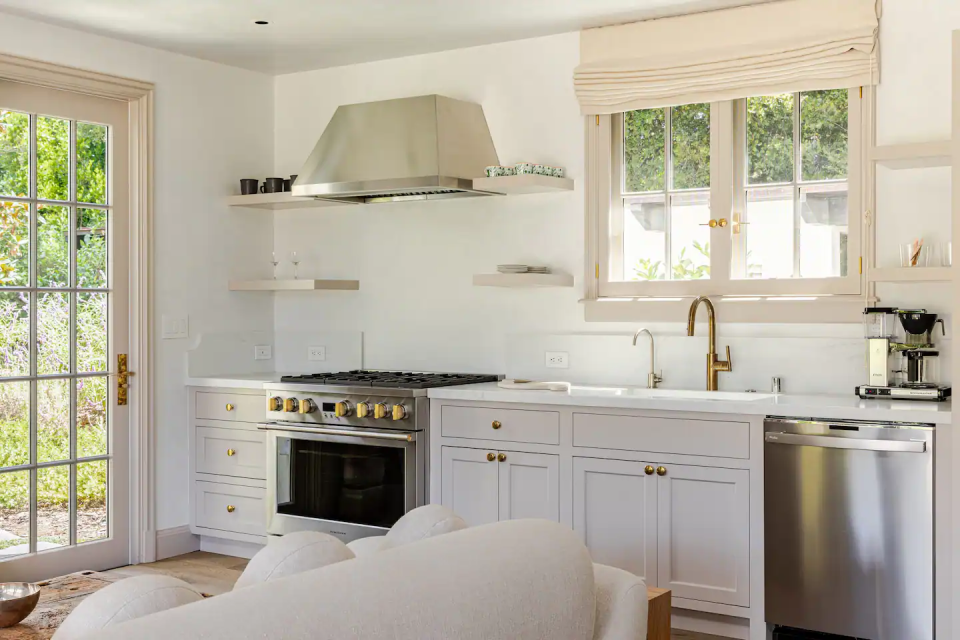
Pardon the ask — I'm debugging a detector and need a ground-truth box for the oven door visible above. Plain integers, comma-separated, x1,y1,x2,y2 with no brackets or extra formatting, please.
260,423,422,542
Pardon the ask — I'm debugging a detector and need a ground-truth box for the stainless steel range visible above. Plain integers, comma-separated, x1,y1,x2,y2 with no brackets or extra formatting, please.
259,371,499,542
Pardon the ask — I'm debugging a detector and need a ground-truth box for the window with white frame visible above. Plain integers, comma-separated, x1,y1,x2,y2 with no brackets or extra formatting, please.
597,89,862,299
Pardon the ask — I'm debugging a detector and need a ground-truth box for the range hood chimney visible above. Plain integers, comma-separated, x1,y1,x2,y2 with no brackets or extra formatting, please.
292,94,501,204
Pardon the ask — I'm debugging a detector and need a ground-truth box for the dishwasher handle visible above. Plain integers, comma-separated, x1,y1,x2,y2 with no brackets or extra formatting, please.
764,432,926,453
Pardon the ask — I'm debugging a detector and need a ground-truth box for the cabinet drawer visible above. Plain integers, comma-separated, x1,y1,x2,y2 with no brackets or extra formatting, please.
441,405,559,445
194,481,266,536
573,413,749,459
196,427,266,480
195,392,264,423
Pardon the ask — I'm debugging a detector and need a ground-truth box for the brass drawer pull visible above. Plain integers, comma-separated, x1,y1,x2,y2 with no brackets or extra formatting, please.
656,466,667,476
487,452,496,462
225,403,235,412
227,449,236,457
226,505,236,513
645,465,654,475
492,420,502,430
497,453,506,462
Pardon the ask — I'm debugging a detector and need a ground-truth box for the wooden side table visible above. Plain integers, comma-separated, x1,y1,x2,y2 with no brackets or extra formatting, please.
647,587,671,640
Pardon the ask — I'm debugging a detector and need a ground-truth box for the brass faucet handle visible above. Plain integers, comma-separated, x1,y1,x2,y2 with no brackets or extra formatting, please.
715,345,733,372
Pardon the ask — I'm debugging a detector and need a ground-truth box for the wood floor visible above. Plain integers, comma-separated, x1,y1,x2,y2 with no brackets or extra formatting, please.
107,552,733,639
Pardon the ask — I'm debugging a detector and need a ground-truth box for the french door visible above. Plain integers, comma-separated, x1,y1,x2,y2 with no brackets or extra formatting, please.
0,79,130,580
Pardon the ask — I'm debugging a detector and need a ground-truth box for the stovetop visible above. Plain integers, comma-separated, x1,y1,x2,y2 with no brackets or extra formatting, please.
279,370,500,390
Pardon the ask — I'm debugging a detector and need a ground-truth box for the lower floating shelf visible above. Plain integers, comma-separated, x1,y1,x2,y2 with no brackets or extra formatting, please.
867,267,953,283
229,279,360,291
473,273,574,288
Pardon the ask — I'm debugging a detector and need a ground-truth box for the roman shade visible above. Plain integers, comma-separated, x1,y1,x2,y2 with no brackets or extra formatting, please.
574,0,880,114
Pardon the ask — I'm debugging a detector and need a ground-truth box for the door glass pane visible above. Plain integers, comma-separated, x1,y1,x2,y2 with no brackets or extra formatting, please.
0,470,30,557
801,90,848,181
0,200,29,287
624,195,666,281
747,94,794,184
78,459,107,543
37,292,70,375
77,293,107,373
37,116,69,202
0,381,29,468
0,292,29,377
37,464,69,549
624,108,665,192
671,103,710,190
77,377,107,458
38,205,69,288
800,187,848,278
0,110,29,198
38,378,70,463
670,192,711,280
77,123,107,205
743,187,794,279
77,209,107,288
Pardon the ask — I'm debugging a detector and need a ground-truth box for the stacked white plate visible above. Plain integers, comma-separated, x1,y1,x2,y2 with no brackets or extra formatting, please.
527,266,550,274
497,265,530,273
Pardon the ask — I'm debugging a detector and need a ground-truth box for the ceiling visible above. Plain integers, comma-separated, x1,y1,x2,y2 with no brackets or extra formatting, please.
0,0,773,75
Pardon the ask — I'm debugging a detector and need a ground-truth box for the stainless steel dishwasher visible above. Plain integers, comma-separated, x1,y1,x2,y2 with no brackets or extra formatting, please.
764,417,934,640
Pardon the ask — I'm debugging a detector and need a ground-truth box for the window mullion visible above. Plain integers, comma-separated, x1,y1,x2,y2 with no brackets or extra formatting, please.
710,100,733,285
793,92,802,278
664,108,673,278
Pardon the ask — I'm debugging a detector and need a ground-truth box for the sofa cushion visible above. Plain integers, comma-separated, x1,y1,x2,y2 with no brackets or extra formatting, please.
379,504,467,551
234,531,355,589
592,564,648,640
52,575,203,640
346,535,386,556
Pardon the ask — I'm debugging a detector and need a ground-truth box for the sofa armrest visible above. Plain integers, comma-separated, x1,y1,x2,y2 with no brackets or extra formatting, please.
592,564,648,640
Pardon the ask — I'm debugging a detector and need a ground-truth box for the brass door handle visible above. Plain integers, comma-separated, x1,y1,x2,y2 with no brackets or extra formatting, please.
700,219,718,228
225,403,235,412
492,420,502,430
644,465,655,475
497,453,506,462
487,452,496,462
656,466,667,476
227,449,236,457
226,505,236,513
717,218,728,228
732,213,749,235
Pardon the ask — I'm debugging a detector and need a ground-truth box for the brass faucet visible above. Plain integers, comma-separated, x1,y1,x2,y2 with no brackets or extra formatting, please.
686,296,732,391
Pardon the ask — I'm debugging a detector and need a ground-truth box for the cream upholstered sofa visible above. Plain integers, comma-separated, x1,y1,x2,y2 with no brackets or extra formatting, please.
86,518,648,640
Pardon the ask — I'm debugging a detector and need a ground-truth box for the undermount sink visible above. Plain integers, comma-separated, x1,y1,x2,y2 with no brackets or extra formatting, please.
568,386,774,402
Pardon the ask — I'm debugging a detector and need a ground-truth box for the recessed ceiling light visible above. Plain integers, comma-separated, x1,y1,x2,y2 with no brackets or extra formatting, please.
254,20,269,25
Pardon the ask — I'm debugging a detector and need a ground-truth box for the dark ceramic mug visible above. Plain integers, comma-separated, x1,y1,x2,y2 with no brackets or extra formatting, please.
261,177,284,193
240,178,259,195
283,179,292,192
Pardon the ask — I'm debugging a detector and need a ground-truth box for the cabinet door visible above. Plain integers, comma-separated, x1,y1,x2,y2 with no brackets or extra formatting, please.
441,447,500,527
497,451,560,523
657,464,750,606
573,457,658,584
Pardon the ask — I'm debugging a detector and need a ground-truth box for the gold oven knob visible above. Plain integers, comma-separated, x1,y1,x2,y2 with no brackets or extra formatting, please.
225,403,234,412
487,452,496,462
374,403,388,419
283,398,298,413
267,396,282,412
335,401,352,418
392,405,406,421
226,505,236,513
299,399,317,414
644,465,654,475
227,449,236,457
356,402,370,418
656,466,667,476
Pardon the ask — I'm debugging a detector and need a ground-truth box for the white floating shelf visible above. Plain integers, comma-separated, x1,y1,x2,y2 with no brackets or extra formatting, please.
226,193,349,211
473,174,574,195
229,279,360,291
868,267,953,283
869,141,952,170
473,273,574,288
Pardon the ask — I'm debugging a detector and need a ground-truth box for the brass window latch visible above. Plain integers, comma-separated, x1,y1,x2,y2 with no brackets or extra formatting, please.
117,354,135,406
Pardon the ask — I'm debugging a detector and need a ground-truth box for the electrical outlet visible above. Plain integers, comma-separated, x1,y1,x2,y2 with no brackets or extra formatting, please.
307,346,327,362
254,345,272,361
545,351,569,369
161,314,189,340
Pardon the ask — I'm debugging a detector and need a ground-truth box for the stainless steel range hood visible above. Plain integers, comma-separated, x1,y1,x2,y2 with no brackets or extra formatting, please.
292,95,501,204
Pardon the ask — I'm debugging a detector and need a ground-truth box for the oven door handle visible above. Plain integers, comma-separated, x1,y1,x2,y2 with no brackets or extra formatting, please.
258,423,416,442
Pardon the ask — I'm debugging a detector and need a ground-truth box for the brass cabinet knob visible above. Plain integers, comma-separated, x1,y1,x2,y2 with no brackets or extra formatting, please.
335,401,351,418
356,402,370,418
226,505,236,513
497,453,506,462
225,403,235,412
227,449,236,457
487,452,496,462
392,405,406,421
374,403,388,419
644,465,654,475
299,399,317,414
283,398,298,413
267,396,282,412
656,466,667,476
492,420,502,430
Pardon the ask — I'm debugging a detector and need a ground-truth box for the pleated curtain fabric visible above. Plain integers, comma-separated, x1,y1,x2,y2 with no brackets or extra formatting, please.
574,0,880,115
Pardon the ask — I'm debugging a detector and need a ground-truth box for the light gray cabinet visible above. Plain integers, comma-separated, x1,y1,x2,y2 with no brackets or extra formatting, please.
441,446,500,527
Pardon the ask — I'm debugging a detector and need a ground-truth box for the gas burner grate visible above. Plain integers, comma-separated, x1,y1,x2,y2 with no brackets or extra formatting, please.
279,370,499,389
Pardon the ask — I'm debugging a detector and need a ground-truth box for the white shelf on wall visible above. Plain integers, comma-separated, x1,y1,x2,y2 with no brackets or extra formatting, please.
473,273,574,288
226,193,349,211
472,174,574,195
867,267,953,283
869,141,952,170
229,279,360,291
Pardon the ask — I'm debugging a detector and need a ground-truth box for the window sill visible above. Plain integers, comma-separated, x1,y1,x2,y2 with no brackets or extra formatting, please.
582,295,874,324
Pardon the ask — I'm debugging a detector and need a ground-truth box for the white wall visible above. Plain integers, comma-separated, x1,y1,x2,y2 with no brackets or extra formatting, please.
0,13,276,530
272,5,955,393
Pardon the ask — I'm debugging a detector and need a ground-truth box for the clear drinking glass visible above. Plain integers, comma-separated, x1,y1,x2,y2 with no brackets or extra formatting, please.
271,252,279,279
289,251,300,280
900,242,929,268
941,242,952,267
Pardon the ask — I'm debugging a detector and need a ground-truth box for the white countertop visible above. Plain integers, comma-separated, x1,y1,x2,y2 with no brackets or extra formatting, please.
426,382,953,425
184,373,287,390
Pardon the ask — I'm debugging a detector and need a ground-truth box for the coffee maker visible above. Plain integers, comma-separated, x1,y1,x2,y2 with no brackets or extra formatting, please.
857,308,951,401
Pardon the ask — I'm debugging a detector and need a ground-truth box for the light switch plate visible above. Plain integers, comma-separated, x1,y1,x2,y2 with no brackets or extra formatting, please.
307,346,327,362
545,351,569,369
254,345,272,361
161,315,189,340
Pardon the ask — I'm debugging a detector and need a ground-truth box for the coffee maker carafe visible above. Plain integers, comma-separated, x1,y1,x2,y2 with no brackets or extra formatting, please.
896,310,945,389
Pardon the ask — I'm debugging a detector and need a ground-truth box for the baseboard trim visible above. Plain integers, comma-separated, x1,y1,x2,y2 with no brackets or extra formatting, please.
200,535,264,559
672,609,750,640
156,525,200,560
